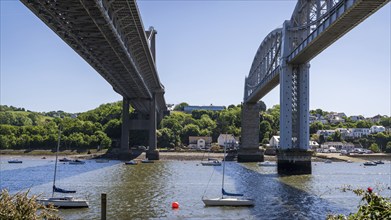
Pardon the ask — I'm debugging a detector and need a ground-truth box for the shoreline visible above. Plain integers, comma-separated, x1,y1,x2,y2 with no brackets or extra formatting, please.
1,149,389,162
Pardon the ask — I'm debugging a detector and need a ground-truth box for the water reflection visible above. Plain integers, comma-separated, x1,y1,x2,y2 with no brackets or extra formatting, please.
1,158,390,219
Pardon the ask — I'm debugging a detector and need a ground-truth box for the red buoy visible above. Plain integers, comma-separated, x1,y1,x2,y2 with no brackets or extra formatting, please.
172,201,179,209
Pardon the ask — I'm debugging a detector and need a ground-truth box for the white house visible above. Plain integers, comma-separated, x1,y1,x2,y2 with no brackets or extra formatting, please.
269,136,318,149
346,128,370,138
188,136,212,149
269,136,280,148
217,134,238,148
370,125,386,134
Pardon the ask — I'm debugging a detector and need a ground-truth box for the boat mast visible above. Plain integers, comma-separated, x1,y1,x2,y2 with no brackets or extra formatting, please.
52,127,61,197
221,137,226,198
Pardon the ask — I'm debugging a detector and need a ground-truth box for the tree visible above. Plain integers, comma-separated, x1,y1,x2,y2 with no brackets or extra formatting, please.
310,121,324,134
173,102,189,111
386,141,391,153
180,124,200,145
369,143,380,153
356,120,372,128
157,128,175,148
259,121,272,142
332,131,342,142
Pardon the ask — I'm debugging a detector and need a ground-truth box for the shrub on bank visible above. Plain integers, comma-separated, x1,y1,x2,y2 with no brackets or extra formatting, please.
327,186,391,220
0,189,60,220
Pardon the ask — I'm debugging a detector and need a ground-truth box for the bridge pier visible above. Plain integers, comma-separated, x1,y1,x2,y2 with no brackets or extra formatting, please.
146,93,159,160
119,98,132,160
238,102,264,162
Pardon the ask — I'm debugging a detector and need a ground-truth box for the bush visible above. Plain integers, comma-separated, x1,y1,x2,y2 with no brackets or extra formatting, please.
0,189,60,220
327,186,391,219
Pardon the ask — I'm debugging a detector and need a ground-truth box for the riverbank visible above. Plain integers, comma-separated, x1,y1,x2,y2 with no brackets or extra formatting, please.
315,152,391,162
2,149,389,162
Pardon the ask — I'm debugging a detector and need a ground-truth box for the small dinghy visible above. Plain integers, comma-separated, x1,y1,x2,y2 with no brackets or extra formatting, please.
125,160,138,165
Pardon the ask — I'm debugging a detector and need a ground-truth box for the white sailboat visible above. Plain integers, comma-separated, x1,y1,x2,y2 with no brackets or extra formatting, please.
202,142,254,206
37,128,88,208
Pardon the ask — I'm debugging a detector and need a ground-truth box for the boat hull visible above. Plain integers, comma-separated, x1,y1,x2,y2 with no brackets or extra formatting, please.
8,160,22,163
37,197,89,208
202,197,254,206
201,161,221,166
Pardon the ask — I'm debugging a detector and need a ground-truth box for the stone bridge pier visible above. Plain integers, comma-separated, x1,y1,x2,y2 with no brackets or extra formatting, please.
238,102,264,162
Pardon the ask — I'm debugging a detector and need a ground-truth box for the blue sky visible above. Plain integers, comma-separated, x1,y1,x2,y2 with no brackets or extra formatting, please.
1,1,390,117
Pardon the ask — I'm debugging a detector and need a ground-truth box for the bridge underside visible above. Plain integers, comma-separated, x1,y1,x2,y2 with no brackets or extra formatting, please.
21,0,167,160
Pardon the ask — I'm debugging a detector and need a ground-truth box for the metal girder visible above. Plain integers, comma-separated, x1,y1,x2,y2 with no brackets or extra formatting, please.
244,0,389,104
287,0,390,63
20,0,167,114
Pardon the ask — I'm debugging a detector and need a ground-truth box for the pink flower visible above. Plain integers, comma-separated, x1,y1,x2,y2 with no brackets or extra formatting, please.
367,187,373,193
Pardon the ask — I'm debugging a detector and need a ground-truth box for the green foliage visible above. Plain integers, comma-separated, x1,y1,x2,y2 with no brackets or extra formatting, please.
386,142,391,153
369,143,380,153
327,187,391,220
356,120,373,128
157,128,176,148
310,121,324,134
0,189,60,220
173,102,189,111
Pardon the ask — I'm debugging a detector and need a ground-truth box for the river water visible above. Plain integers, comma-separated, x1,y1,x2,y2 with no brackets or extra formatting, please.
1,156,390,220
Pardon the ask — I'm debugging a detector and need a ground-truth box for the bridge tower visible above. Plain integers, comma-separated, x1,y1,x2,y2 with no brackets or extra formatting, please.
277,21,312,175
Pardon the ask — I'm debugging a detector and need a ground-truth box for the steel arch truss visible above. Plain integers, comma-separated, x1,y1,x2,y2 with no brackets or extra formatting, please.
244,29,282,103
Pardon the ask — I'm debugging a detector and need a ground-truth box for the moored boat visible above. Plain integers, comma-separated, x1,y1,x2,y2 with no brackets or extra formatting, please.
125,160,138,165
374,160,384,164
363,161,377,166
69,159,85,165
201,160,221,166
202,141,254,207
37,127,88,209
8,159,22,163
258,161,277,167
37,197,88,208
59,158,71,162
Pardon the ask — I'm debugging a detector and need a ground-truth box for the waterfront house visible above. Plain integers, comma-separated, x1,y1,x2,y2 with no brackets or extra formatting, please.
269,136,318,149
188,136,212,150
217,134,238,148
269,136,280,148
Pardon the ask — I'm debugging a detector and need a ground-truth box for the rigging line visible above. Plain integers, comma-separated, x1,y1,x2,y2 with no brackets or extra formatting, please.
202,166,216,199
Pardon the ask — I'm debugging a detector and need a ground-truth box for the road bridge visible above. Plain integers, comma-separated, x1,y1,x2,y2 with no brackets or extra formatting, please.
240,0,389,174
21,0,166,160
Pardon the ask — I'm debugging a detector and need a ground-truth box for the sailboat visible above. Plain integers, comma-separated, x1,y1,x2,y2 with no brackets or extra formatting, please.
37,128,89,208
202,142,254,206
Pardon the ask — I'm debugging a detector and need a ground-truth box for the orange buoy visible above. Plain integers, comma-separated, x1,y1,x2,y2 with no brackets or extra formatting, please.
172,201,179,209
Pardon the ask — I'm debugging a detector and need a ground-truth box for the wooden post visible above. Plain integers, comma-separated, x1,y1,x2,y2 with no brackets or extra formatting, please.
101,193,107,220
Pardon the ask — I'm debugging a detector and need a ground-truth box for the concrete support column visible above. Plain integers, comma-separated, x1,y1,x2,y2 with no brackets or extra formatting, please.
147,94,159,160
238,102,264,162
121,98,130,152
